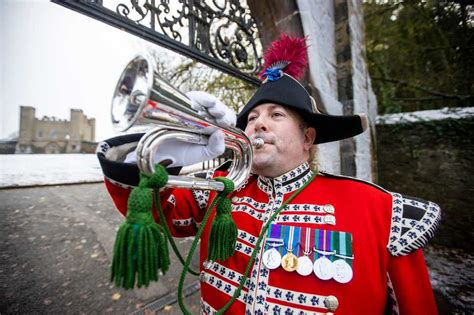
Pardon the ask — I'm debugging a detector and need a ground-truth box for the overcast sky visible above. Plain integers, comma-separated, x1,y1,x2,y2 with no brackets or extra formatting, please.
0,0,176,141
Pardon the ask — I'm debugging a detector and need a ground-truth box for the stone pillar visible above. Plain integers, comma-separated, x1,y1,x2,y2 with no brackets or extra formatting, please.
347,0,377,181
334,0,356,177
333,0,377,180
298,0,342,174
247,0,377,179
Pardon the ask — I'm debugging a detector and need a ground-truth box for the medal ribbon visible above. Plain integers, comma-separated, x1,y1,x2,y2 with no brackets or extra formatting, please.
285,225,294,253
299,227,313,257
312,229,353,263
335,231,354,267
265,224,285,253
287,225,301,254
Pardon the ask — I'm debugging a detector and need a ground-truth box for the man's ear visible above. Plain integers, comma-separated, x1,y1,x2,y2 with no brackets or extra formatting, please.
303,127,316,151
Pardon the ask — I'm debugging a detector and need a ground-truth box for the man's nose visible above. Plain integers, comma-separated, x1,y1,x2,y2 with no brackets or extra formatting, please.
254,116,268,132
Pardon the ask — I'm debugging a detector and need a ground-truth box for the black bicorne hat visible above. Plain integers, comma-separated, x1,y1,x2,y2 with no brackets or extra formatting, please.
237,34,367,144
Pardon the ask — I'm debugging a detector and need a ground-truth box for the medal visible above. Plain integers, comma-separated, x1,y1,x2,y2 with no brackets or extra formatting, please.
296,255,313,276
333,231,354,283
333,259,353,283
313,256,335,280
263,225,285,270
297,227,314,276
281,226,298,272
281,252,298,272
262,247,282,269
313,229,336,280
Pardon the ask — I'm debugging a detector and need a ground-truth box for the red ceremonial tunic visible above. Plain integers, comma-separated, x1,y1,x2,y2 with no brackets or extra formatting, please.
98,134,440,314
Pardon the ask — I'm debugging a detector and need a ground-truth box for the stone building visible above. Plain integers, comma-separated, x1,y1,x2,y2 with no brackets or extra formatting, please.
15,106,96,154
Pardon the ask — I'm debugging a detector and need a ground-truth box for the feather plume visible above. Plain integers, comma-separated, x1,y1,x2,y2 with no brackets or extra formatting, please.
259,33,308,80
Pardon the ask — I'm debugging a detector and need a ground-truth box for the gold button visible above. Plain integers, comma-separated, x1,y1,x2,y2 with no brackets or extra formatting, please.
323,204,335,214
324,295,339,311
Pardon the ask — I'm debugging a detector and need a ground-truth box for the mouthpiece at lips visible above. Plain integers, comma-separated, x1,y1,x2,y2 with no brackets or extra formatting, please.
252,138,265,149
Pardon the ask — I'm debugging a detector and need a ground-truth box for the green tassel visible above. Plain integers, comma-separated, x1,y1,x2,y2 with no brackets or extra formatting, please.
110,166,169,289
207,177,237,262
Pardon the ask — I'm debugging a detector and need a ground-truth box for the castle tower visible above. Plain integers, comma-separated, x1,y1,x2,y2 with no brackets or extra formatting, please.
67,109,83,153
88,118,96,142
15,106,36,153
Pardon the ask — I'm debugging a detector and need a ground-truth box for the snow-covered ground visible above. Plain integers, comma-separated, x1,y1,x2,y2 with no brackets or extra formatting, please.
376,107,474,125
0,154,103,188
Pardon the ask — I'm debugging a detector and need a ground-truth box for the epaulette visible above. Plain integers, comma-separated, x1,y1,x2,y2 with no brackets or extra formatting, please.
318,171,390,194
318,172,441,256
387,193,441,256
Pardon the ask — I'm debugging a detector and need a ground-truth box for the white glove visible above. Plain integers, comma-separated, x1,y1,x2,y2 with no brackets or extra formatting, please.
186,91,236,128
124,129,225,167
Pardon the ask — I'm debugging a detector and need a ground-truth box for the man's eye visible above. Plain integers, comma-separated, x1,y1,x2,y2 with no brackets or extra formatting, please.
272,112,284,117
248,116,257,122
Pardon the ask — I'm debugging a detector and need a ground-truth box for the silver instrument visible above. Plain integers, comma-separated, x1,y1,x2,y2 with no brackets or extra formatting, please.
111,53,255,191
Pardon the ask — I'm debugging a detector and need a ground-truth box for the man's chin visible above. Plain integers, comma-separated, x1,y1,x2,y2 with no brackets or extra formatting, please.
251,156,273,172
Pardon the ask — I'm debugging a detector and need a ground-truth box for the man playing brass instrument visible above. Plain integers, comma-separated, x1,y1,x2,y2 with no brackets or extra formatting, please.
97,34,440,314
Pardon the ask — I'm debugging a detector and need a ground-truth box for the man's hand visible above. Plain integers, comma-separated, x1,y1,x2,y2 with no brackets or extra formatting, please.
124,129,225,167
186,91,236,128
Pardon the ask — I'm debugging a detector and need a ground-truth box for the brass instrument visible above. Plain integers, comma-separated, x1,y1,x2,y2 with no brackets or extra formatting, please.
111,53,254,191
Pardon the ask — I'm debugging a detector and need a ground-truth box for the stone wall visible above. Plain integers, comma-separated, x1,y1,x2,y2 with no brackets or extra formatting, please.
377,117,474,251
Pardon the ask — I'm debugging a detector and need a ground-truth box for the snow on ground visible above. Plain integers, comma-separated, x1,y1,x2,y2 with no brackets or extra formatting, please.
0,154,103,188
376,107,474,125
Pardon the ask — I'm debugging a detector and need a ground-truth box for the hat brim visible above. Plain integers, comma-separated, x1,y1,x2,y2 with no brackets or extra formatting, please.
236,75,367,144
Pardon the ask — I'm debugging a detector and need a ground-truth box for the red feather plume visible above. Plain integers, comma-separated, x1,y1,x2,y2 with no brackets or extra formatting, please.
259,33,308,80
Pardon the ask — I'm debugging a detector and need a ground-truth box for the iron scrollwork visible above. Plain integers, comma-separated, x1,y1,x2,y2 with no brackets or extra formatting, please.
113,0,262,76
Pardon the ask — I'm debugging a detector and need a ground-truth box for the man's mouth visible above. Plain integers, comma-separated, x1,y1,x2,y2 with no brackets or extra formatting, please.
251,135,275,147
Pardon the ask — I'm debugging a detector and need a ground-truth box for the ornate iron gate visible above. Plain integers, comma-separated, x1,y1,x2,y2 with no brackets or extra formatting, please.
51,0,262,86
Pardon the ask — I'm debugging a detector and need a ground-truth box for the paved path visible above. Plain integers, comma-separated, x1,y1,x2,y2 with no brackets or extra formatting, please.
0,183,201,314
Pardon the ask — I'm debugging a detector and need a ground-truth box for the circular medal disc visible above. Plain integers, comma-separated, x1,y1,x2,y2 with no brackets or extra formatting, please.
313,256,335,280
262,248,282,270
333,259,353,283
281,253,299,272
296,256,313,276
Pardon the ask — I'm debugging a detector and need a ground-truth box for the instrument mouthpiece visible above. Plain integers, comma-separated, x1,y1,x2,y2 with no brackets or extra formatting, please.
252,138,264,149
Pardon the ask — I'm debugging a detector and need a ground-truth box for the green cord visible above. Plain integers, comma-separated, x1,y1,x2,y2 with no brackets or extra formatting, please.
177,194,222,315
153,190,200,276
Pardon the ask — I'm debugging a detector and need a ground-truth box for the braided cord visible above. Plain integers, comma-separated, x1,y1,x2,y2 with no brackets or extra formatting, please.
177,194,221,315
153,190,199,276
